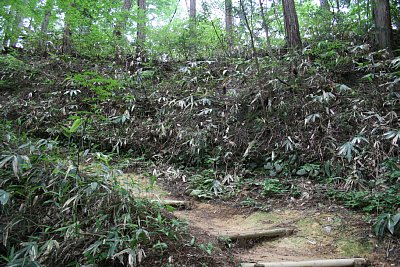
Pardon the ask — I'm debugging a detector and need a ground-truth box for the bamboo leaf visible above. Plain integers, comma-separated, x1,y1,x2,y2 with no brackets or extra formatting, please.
0,189,10,205
69,118,82,133
0,155,13,168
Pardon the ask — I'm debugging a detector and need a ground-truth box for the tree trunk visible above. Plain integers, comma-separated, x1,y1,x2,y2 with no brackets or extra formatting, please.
136,0,146,60
282,0,302,49
1,10,12,49
115,0,132,37
113,0,132,62
239,0,260,75
320,0,330,9
373,0,392,52
62,1,73,55
225,0,233,48
259,0,272,53
124,0,133,10
62,21,72,54
41,11,51,34
10,1,27,47
190,0,196,20
39,10,51,49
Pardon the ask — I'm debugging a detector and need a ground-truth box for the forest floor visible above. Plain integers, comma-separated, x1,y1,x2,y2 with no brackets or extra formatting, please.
122,172,396,266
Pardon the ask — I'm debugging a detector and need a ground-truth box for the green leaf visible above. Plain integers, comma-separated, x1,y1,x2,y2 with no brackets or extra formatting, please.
388,214,400,235
69,118,82,133
0,155,13,168
0,189,10,205
296,169,307,176
373,215,387,237
338,84,351,91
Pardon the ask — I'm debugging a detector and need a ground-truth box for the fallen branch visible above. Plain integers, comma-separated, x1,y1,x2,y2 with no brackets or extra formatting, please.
241,258,367,267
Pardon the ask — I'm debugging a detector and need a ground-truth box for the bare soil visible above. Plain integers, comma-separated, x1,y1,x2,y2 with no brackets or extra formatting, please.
124,173,399,267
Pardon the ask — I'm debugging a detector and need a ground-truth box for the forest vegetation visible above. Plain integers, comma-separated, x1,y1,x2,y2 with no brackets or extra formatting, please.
0,0,399,266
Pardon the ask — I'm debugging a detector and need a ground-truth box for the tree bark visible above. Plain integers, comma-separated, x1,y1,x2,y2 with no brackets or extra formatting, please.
282,0,302,49
1,10,12,49
115,0,132,37
225,0,233,48
62,1,73,55
320,0,330,9
136,0,146,60
239,0,260,75
62,21,72,54
190,0,196,20
10,0,28,47
373,0,393,52
41,11,51,35
39,10,51,50
124,0,133,10
259,0,272,53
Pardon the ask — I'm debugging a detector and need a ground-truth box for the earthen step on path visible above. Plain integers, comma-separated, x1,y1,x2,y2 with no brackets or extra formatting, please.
150,199,191,209
220,228,294,241
241,258,367,267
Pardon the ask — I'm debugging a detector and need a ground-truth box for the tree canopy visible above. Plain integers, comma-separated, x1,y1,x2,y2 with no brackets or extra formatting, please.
1,0,398,59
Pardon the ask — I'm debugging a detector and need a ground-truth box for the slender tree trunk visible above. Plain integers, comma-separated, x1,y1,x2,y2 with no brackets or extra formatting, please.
2,27,9,49
10,5,23,47
1,10,11,49
365,0,371,32
136,0,146,60
336,0,340,10
373,0,392,52
239,0,260,75
190,0,196,20
62,21,72,54
282,0,302,49
225,0,233,49
259,0,272,54
113,0,132,62
123,0,133,31
61,1,73,54
115,0,132,37
39,10,51,49
272,0,284,36
124,0,133,10
320,0,330,9
13,0,30,47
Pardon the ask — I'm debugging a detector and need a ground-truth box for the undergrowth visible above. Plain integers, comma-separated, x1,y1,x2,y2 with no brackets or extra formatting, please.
0,42,399,240
0,121,227,266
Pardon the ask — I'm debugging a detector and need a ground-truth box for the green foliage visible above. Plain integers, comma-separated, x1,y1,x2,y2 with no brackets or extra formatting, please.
260,178,285,196
330,186,400,213
198,243,214,255
0,55,33,89
188,169,224,199
296,163,320,177
304,40,351,69
65,71,123,101
0,120,193,266
374,213,400,237
382,158,400,182
61,117,82,138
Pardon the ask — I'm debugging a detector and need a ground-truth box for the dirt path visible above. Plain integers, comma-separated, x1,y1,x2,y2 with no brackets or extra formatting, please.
174,202,373,263
122,173,388,266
